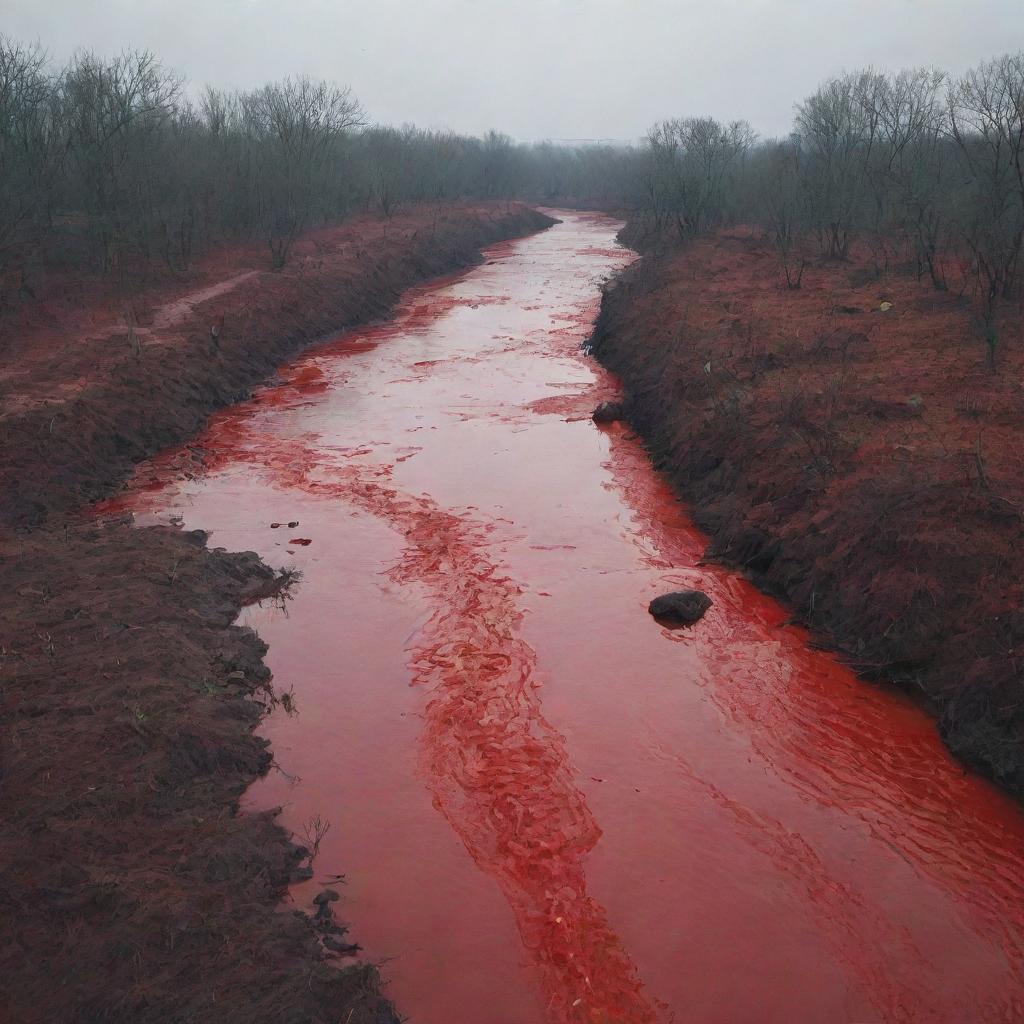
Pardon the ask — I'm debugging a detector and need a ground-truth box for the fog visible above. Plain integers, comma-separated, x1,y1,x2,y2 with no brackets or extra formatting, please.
6,0,1024,140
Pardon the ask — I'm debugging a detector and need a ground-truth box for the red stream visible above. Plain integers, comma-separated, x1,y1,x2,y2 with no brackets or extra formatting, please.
102,211,1024,1023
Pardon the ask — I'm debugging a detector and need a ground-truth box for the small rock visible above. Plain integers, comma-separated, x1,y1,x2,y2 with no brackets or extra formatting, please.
592,401,624,424
648,590,712,625
323,935,361,955
313,889,340,906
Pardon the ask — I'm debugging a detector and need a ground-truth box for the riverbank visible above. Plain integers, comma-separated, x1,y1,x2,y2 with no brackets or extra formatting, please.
0,202,554,527
0,203,553,1023
590,227,1024,795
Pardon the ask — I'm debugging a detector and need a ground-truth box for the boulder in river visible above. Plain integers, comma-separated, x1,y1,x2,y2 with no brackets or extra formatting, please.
592,401,625,424
648,590,712,626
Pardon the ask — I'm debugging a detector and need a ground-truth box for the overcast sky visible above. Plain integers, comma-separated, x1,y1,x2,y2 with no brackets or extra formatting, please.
6,0,1024,141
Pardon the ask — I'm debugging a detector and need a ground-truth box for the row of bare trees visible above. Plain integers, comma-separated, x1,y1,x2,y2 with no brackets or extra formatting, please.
0,35,650,297
0,41,371,287
622,55,1024,358
2,35,1022,340
0,40,588,297
757,59,1024,297
751,57,1024,358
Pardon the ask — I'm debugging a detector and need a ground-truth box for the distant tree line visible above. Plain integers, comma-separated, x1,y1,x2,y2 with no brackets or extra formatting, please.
0,37,639,296
2,36,1022,346
629,56,1024,360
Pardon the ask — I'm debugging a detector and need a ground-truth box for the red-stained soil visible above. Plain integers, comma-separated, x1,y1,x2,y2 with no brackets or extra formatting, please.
0,203,552,1023
0,202,553,526
590,227,1024,793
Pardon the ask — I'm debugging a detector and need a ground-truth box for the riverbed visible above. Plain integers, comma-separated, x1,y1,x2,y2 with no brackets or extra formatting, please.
114,211,1024,1023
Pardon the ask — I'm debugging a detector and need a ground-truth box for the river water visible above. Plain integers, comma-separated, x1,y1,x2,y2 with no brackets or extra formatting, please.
112,211,1024,1023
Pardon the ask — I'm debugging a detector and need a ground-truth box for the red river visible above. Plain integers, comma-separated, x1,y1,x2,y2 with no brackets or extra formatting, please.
108,211,1024,1023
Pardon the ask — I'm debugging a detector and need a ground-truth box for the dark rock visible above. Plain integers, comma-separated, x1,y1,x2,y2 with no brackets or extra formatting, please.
592,401,624,424
648,590,712,625
323,935,361,955
313,889,340,905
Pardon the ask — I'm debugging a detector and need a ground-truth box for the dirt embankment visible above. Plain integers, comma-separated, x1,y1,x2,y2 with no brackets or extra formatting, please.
591,229,1024,795
1,202,554,526
0,203,554,1023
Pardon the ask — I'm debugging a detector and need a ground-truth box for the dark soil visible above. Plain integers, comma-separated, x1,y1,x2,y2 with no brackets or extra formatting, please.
0,202,554,1023
591,227,1024,795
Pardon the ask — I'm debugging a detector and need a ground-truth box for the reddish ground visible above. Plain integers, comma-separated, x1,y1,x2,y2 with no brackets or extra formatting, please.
591,228,1024,793
0,202,552,525
0,203,553,1023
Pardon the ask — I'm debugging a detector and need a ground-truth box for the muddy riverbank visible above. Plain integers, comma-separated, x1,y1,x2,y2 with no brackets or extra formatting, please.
1,203,553,527
0,203,550,1023
590,227,1024,795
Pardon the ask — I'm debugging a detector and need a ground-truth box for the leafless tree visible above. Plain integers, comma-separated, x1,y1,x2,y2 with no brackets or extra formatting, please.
0,37,62,291
240,77,363,267
948,54,1024,363
794,71,883,259
647,117,754,239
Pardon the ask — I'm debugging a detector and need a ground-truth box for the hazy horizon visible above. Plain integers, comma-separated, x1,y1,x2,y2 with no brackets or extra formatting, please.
6,0,1024,142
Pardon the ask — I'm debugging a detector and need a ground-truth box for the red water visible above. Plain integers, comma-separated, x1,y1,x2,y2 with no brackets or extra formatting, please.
105,211,1024,1023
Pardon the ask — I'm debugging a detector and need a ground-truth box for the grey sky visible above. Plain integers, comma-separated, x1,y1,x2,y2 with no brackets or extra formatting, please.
6,0,1024,141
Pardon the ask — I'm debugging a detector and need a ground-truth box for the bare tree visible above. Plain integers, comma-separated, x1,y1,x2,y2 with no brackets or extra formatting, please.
647,116,754,239
754,138,809,288
0,37,61,292
948,54,1024,364
794,71,886,260
240,77,363,268
58,49,181,272
874,68,950,288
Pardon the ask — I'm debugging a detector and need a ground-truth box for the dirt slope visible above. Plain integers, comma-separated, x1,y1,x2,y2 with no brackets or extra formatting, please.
1,203,553,526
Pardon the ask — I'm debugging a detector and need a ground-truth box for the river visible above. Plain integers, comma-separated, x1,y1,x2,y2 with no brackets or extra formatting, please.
112,210,1024,1023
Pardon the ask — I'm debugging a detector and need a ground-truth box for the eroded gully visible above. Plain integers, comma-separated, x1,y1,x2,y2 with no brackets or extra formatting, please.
106,211,1024,1023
